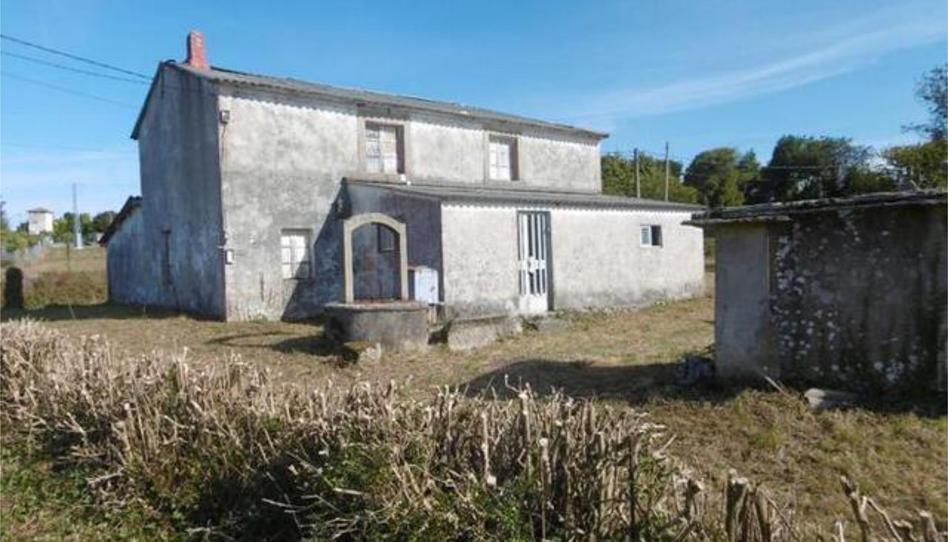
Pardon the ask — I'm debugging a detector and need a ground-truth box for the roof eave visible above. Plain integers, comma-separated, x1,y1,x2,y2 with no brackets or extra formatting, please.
174,62,609,141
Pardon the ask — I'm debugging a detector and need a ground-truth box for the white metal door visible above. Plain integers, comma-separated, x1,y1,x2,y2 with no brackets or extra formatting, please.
518,211,550,314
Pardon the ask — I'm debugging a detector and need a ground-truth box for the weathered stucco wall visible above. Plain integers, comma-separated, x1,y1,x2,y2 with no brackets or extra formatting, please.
105,209,152,304
770,205,947,391
216,84,602,320
124,66,224,316
217,91,357,320
440,204,705,318
713,225,778,380
441,205,521,317
550,208,704,309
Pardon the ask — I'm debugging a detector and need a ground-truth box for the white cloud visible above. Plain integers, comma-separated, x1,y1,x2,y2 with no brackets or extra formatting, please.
561,8,945,124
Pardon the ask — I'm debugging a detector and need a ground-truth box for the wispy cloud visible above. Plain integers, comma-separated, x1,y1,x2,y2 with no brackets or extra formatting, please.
561,8,944,125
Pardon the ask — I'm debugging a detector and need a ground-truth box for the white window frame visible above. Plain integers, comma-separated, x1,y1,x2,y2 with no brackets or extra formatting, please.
281,230,312,280
488,135,518,181
640,224,663,248
364,122,403,175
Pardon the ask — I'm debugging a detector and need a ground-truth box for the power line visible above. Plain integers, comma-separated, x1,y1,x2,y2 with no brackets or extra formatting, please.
2,51,148,84
1,71,137,108
0,33,151,80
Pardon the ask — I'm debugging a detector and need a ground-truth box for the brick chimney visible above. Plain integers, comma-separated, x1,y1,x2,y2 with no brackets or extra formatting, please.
185,30,208,69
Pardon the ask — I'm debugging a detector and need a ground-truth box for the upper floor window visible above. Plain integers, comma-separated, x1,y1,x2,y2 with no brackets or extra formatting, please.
640,225,663,247
365,122,403,174
489,136,518,181
281,230,312,279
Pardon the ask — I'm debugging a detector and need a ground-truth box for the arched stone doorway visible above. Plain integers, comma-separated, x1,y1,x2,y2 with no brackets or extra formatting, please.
342,213,408,303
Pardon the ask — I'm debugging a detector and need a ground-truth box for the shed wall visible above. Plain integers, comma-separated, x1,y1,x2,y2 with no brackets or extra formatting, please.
770,204,947,391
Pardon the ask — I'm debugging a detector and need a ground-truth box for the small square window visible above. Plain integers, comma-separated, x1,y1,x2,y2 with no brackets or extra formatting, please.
640,225,662,247
365,122,403,174
281,230,312,279
489,136,517,181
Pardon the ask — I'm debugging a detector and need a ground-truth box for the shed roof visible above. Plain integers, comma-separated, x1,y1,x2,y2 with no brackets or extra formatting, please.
346,179,706,212
132,61,609,141
99,196,142,246
27,207,53,214
688,190,947,226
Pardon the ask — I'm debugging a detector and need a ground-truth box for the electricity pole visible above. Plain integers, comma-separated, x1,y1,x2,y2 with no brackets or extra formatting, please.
664,141,670,201
634,148,640,198
72,183,82,250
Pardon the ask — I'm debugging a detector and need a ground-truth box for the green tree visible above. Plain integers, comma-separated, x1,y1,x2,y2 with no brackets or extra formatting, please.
52,212,92,243
755,136,871,202
884,140,948,189
904,64,947,141
91,211,116,234
683,147,746,208
0,200,8,231
601,153,699,203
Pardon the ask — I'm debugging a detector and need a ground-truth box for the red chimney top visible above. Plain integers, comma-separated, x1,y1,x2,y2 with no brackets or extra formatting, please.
185,30,208,69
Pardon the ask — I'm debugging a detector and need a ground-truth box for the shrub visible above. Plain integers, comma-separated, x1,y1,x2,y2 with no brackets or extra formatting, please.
21,271,106,308
1,321,943,541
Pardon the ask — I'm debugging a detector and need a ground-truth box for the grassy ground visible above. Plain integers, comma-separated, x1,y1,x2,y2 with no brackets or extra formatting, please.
1,246,946,538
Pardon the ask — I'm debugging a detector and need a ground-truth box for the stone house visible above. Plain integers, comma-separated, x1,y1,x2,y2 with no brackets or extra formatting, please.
690,190,947,392
102,32,705,321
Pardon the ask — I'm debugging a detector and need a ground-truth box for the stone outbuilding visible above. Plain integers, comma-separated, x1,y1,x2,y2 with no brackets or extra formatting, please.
102,31,706,322
690,190,947,392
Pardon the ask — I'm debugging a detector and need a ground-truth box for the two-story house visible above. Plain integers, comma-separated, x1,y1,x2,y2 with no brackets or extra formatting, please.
102,32,705,321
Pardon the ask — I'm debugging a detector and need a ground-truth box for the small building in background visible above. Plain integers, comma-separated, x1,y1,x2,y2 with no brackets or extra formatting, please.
27,208,54,235
690,191,947,392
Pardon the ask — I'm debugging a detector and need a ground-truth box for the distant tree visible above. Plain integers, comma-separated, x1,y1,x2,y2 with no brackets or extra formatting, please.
904,64,947,141
91,211,116,234
683,147,746,208
601,153,699,203
883,140,948,189
753,136,871,203
16,222,28,233
846,167,898,194
52,212,92,243
0,200,8,231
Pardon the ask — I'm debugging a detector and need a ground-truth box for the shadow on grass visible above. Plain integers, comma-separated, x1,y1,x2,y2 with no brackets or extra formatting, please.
0,303,187,322
459,358,947,417
206,330,338,357
460,358,739,406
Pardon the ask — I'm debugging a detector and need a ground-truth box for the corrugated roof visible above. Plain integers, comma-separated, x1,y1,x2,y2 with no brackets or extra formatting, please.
182,63,608,138
132,61,608,141
346,179,706,212
689,190,947,226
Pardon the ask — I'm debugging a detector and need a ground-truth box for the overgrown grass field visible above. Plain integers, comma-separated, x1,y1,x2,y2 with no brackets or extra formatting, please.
1,246,945,540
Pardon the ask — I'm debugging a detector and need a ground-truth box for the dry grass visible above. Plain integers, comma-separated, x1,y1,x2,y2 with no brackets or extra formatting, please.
1,248,945,537
3,320,943,541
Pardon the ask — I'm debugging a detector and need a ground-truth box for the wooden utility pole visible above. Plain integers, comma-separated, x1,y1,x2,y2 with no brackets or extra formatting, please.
664,142,670,201
634,148,640,198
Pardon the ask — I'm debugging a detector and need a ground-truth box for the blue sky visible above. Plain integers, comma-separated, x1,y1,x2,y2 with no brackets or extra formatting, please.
1,0,945,223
